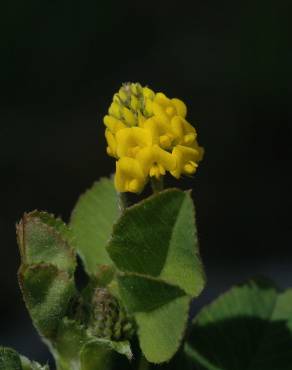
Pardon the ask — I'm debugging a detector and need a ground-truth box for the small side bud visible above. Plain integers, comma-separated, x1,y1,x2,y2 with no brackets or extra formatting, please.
89,288,134,341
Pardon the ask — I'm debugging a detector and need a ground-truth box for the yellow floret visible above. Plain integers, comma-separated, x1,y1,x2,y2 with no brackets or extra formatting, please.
105,129,117,158
116,127,153,158
171,116,197,146
103,115,126,133
118,88,128,103
142,117,174,150
142,87,155,99
144,98,153,116
130,95,139,111
165,106,175,117
122,107,137,127
154,92,168,104
136,145,176,179
152,101,169,125
171,145,203,178
130,83,139,95
115,157,146,193
153,93,187,119
171,98,187,118
108,102,121,119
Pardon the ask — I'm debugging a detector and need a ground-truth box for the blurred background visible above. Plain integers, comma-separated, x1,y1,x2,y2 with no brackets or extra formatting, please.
0,0,291,367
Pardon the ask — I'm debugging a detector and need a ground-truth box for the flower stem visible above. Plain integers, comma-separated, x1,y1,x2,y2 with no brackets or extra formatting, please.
138,355,150,370
118,192,129,214
150,177,164,194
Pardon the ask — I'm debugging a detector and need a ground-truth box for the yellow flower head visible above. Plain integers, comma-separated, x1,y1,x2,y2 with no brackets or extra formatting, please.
103,82,204,193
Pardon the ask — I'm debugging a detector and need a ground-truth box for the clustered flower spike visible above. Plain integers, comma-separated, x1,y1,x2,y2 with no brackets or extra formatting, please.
103,82,204,193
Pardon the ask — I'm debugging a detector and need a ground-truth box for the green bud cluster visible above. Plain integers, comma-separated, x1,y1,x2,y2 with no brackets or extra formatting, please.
89,288,134,341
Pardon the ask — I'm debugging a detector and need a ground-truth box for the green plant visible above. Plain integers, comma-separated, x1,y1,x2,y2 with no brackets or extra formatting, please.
1,83,292,370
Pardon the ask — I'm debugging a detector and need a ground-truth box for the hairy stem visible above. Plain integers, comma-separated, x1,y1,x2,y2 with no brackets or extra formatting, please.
138,355,150,370
150,177,164,194
118,192,130,214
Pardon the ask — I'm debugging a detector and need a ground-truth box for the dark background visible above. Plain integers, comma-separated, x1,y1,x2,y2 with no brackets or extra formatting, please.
1,0,291,367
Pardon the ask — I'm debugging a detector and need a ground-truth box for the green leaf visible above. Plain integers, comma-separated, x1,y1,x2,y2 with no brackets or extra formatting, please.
0,348,22,370
117,274,185,313
79,340,113,370
19,264,75,338
135,295,191,364
17,211,76,274
107,189,205,295
80,339,132,370
70,177,119,274
107,189,205,363
185,278,292,370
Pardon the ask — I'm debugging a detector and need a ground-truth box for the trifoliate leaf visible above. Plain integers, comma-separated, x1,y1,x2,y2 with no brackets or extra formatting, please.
107,189,205,363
